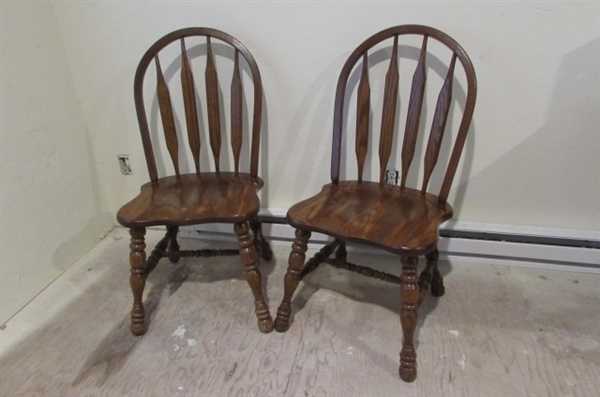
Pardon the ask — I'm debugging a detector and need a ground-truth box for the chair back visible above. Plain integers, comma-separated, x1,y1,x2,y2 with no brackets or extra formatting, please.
330,25,477,203
134,28,263,182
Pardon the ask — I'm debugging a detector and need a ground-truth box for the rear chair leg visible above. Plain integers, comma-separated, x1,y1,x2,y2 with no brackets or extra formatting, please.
250,217,273,261
235,221,273,333
335,241,347,261
426,248,445,297
399,255,419,382
167,225,181,263
274,229,311,332
129,227,148,336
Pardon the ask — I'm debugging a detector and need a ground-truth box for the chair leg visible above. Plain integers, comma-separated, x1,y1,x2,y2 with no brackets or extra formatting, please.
250,217,273,261
234,221,273,333
426,248,445,297
167,225,181,263
129,227,148,336
399,255,419,382
274,229,311,332
335,241,347,261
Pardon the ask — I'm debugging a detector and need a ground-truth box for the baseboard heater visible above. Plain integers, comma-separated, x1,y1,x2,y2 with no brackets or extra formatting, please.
258,213,599,246
438,229,599,249
190,213,600,273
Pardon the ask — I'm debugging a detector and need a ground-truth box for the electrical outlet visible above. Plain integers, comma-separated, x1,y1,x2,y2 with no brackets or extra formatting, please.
385,169,398,185
118,155,132,175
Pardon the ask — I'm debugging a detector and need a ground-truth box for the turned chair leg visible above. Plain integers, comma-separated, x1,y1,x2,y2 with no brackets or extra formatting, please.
335,241,347,261
250,217,273,261
426,248,445,297
274,229,311,332
167,225,181,263
234,221,273,333
129,227,148,336
399,255,419,382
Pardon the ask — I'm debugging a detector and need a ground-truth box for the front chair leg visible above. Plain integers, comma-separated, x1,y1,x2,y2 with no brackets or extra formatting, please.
399,256,419,382
274,229,311,332
235,221,273,333
129,227,148,336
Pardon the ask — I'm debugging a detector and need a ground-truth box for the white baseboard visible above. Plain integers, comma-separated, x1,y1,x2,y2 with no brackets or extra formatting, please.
187,208,600,274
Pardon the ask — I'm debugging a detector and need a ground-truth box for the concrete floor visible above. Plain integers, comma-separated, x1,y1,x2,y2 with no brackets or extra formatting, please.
1,227,599,396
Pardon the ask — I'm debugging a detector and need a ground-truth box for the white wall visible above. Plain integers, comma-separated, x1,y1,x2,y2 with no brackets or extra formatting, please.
52,1,599,233
0,3,113,324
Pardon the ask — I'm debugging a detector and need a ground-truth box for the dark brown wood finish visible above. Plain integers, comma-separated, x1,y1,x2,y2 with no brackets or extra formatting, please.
118,28,272,335
155,55,180,176
274,229,311,332
400,36,428,189
422,54,457,195
133,27,263,183
180,38,201,174
205,37,222,173
378,35,399,185
356,53,370,183
276,25,477,382
231,50,243,174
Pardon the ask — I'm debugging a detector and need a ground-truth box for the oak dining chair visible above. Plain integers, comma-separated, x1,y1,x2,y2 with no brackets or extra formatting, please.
117,28,273,336
274,25,477,381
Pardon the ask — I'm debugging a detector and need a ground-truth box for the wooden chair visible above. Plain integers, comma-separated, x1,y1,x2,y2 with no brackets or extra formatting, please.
274,25,477,381
117,28,273,336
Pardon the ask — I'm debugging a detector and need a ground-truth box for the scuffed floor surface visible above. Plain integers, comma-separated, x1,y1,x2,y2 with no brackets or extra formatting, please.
1,227,599,396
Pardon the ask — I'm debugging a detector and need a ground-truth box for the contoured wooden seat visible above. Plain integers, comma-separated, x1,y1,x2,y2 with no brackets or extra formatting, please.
274,25,477,382
117,28,273,336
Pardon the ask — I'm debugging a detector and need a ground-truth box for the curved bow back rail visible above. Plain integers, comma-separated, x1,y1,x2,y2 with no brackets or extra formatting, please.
133,27,263,182
331,24,477,204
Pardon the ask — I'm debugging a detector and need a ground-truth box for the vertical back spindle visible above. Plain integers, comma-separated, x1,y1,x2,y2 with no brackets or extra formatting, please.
378,35,399,185
205,37,222,173
155,54,180,176
356,52,370,183
421,54,456,195
231,50,243,175
400,35,428,189
180,38,201,174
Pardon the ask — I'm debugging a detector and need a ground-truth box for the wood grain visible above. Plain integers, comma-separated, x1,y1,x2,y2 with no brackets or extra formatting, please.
378,35,399,185
355,52,370,183
421,54,456,195
231,50,243,174
205,37,222,173
180,38,201,174
155,54,180,176
287,181,453,256
400,35,427,189
133,28,264,182
117,173,264,228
